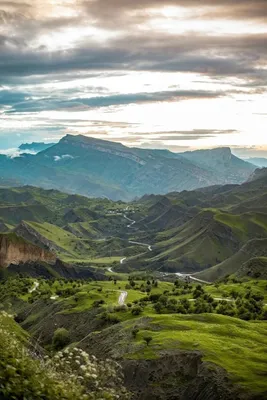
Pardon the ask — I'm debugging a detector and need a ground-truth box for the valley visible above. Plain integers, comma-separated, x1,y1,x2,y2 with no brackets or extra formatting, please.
1,166,267,399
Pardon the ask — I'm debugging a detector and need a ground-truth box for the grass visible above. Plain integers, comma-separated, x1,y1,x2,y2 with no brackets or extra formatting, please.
59,280,149,313
127,313,267,393
26,221,95,261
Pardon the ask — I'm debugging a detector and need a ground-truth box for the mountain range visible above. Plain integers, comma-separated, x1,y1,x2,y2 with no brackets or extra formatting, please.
0,134,255,200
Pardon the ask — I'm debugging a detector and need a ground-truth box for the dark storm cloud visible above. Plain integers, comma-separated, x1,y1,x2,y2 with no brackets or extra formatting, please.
0,32,266,83
0,0,266,87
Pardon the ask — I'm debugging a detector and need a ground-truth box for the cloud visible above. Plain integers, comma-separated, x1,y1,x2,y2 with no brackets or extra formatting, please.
128,129,237,136
0,0,265,152
54,154,74,162
81,0,267,27
0,148,36,158
0,32,266,81
2,89,224,114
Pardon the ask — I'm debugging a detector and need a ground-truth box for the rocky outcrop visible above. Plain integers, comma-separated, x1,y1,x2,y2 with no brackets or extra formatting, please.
0,233,56,268
123,352,266,400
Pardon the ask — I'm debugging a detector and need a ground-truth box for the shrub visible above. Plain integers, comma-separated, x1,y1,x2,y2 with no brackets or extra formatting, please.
52,328,70,350
149,293,161,303
0,313,130,399
100,312,120,324
154,302,163,314
93,299,106,307
114,305,128,313
159,295,168,306
131,306,143,316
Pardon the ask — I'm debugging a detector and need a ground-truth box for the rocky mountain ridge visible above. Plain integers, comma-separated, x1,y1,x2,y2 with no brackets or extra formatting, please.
0,135,255,200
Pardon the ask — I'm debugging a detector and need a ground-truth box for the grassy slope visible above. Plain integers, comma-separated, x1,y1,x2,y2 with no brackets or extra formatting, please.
196,238,267,282
26,221,93,260
126,314,267,392
3,276,267,395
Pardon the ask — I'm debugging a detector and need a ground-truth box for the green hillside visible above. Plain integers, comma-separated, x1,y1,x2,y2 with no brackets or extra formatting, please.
1,276,267,399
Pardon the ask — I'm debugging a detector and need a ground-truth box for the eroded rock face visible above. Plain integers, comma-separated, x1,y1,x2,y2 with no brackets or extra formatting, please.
123,353,260,400
0,234,56,268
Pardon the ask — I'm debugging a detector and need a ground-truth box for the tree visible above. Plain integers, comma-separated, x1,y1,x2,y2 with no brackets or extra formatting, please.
159,294,168,306
144,336,152,346
193,285,204,299
216,301,236,317
194,299,213,314
154,302,163,314
180,298,190,312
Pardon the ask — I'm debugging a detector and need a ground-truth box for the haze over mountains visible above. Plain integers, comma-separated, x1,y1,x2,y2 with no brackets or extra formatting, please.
0,134,255,200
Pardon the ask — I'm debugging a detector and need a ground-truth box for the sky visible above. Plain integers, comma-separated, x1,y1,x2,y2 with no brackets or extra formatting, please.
0,0,266,158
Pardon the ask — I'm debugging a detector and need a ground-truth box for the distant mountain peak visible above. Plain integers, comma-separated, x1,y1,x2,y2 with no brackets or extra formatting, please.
19,142,56,153
61,134,124,148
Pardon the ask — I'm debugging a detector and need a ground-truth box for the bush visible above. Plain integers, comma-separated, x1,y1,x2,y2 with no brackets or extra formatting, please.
159,295,168,306
149,293,161,302
93,299,106,307
100,312,120,324
131,306,143,316
154,302,163,314
52,328,71,350
114,305,128,312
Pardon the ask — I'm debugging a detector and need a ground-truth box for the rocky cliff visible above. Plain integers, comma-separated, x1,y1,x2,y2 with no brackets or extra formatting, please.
0,233,56,268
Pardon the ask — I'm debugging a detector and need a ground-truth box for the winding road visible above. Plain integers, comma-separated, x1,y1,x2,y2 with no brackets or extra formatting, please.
175,272,211,285
124,214,136,228
29,281,39,293
118,213,153,265
118,291,128,305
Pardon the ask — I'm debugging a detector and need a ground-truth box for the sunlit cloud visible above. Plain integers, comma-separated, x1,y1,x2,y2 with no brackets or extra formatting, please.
0,0,266,156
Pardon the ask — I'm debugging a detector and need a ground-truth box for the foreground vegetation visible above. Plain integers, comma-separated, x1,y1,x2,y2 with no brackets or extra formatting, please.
1,274,267,397
0,311,129,399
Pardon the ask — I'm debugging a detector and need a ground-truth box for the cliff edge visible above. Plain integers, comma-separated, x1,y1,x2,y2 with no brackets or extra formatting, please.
0,233,56,268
